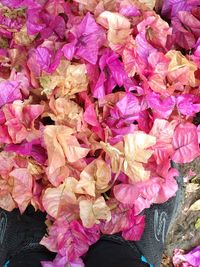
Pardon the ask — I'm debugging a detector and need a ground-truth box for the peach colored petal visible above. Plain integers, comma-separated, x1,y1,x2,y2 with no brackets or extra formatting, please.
166,50,198,87
150,119,178,144
76,175,96,197
46,165,70,187
79,196,111,228
124,132,156,163
97,11,131,45
137,0,156,10
10,168,33,213
123,132,156,182
100,141,124,174
42,177,78,219
0,178,16,211
95,159,111,192
61,135,90,163
0,194,16,211
40,61,88,97
44,125,71,175
47,97,83,131
76,159,111,196
74,0,99,11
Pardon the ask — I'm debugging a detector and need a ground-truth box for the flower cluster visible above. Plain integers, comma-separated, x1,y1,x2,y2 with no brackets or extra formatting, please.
0,0,200,266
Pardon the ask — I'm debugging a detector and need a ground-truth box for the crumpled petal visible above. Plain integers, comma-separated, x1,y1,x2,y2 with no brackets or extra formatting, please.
44,125,89,175
79,196,111,228
10,168,33,213
40,61,88,97
76,159,111,196
123,132,156,182
166,50,198,87
97,11,131,46
40,217,100,262
42,177,78,219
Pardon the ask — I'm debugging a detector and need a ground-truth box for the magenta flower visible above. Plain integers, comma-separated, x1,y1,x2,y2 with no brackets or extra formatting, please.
62,12,106,64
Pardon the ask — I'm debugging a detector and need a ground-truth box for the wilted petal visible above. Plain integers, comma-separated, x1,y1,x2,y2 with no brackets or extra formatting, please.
44,125,70,175
166,50,198,87
97,11,131,45
10,168,33,213
42,177,78,219
79,196,111,228
123,132,156,181
41,217,100,262
61,135,90,163
76,159,111,196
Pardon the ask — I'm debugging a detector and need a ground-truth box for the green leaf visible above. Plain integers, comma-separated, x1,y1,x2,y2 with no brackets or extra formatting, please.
195,218,200,229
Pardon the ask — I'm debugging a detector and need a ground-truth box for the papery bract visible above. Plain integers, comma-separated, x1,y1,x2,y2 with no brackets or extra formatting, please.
0,180,16,211
172,123,200,163
76,159,111,196
100,202,136,235
1,0,200,263
73,0,98,12
137,0,156,10
113,183,140,205
115,92,140,116
166,50,198,87
97,11,131,46
79,196,111,228
92,49,129,98
42,177,78,219
62,12,105,64
150,119,178,144
5,139,47,165
28,47,52,77
44,125,89,176
114,166,178,214
40,61,88,97
3,101,44,144
146,92,176,119
118,1,141,17
43,125,71,175
171,16,196,50
150,119,177,164
10,168,33,213
176,94,200,116
173,11,200,49
123,132,156,182
147,51,170,94
41,217,100,262
0,151,15,178
100,141,124,175
122,214,145,241
48,97,83,131
0,81,22,108
137,12,172,50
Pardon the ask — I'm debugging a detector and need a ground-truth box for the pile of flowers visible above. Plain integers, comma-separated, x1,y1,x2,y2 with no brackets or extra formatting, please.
0,0,200,266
